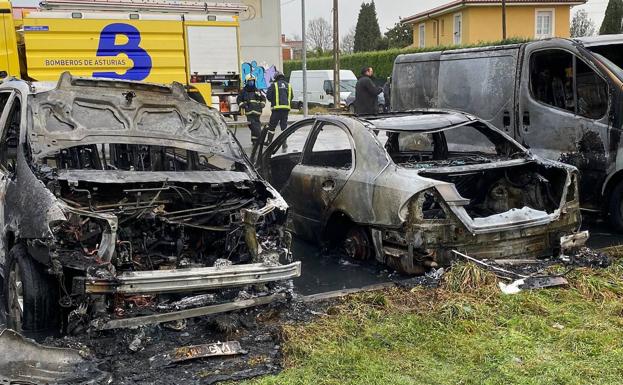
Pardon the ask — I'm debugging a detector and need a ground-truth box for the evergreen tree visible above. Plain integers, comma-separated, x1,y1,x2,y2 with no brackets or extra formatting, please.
600,0,623,35
354,1,382,52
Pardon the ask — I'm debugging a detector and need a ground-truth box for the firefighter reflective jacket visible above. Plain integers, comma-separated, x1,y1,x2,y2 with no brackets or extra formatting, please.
237,87,266,115
266,79,293,110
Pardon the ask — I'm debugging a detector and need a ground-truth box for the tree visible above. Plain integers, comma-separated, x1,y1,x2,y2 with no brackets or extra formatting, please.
307,17,332,54
571,9,596,37
341,27,356,54
600,0,623,35
385,21,413,49
354,1,382,52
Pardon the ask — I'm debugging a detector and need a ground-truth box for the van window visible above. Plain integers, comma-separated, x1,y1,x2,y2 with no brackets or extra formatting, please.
530,49,608,119
587,44,623,73
576,59,608,119
0,97,21,171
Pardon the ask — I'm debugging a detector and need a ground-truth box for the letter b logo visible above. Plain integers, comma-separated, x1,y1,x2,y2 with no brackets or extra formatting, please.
93,23,153,81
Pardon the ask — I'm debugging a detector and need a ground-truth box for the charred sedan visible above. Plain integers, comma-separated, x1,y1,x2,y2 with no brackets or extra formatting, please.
0,74,300,335
257,111,580,274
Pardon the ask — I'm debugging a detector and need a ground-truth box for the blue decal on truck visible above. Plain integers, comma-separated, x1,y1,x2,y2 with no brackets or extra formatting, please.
24,26,49,31
93,23,152,81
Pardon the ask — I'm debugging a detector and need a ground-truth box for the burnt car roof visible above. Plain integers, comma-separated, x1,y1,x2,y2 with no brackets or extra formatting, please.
359,110,477,132
313,110,478,132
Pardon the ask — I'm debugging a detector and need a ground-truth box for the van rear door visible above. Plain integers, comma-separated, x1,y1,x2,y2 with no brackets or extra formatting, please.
516,40,612,207
437,47,520,136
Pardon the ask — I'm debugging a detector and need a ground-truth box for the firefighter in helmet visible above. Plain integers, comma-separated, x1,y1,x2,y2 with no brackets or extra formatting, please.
237,74,266,147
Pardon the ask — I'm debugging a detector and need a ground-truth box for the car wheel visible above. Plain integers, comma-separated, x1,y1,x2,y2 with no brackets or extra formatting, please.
609,181,623,232
4,244,59,334
342,226,373,261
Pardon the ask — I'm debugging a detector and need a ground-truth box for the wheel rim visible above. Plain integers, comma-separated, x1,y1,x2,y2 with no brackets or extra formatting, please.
343,228,371,261
8,262,23,331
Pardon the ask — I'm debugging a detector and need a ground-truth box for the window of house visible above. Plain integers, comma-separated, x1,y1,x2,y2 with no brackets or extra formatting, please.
441,19,445,36
535,10,554,39
530,49,608,119
433,21,438,40
0,96,21,171
419,24,426,48
453,13,462,44
304,123,353,169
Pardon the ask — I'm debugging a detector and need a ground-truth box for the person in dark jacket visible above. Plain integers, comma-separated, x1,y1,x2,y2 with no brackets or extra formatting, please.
354,66,383,115
265,72,292,144
237,75,266,146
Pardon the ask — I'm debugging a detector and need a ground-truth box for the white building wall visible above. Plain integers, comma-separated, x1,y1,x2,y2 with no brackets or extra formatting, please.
234,0,283,72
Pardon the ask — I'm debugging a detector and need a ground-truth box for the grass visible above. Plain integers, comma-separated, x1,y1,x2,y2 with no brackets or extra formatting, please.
242,257,623,385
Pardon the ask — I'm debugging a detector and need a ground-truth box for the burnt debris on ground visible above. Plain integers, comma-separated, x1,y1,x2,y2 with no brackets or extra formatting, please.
40,295,329,385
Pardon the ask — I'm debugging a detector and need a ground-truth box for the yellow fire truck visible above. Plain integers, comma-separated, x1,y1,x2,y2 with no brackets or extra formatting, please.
0,0,245,115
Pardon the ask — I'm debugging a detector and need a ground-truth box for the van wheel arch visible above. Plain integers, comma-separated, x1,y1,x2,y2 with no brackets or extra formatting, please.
604,170,623,231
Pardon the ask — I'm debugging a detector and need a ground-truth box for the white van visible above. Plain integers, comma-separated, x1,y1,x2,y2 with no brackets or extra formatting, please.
289,70,357,109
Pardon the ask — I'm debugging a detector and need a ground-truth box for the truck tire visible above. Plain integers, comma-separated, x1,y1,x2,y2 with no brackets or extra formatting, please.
609,181,623,232
3,244,59,334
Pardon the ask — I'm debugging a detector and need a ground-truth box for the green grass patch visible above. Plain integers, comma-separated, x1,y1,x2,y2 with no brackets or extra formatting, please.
243,260,623,385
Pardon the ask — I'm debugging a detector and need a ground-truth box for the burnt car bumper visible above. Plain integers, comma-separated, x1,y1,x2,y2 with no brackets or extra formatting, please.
374,201,580,270
80,262,302,295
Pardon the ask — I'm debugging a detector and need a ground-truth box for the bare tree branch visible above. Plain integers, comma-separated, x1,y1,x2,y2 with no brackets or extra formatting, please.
307,17,332,53
341,27,356,54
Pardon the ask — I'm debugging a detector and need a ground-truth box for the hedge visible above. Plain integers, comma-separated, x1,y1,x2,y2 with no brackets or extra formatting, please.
284,38,531,81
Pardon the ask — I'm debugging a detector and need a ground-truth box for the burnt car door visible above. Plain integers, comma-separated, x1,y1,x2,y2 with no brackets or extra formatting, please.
288,121,355,241
517,41,612,207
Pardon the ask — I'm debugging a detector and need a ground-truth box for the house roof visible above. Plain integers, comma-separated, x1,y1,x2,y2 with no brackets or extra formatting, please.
402,0,586,24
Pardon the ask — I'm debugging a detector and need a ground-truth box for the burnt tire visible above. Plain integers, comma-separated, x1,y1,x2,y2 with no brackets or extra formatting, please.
341,226,373,261
609,181,623,232
3,244,59,334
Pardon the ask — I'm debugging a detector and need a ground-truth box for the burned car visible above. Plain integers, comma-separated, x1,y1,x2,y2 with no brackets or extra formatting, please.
0,73,300,335
256,111,581,274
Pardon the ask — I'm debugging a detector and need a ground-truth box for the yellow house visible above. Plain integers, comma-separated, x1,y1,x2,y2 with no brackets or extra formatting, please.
403,0,586,48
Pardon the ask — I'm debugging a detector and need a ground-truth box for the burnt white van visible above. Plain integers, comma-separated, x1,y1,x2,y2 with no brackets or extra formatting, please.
392,36,623,229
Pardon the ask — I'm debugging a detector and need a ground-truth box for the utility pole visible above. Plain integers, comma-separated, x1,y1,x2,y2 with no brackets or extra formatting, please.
332,0,340,110
502,0,507,40
301,0,308,117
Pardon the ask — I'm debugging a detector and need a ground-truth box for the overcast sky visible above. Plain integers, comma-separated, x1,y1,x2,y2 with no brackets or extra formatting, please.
280,0,609,39
10,0,609,37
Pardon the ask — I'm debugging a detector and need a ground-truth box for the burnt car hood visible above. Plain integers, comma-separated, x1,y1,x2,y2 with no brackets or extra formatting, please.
28,73,245,163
